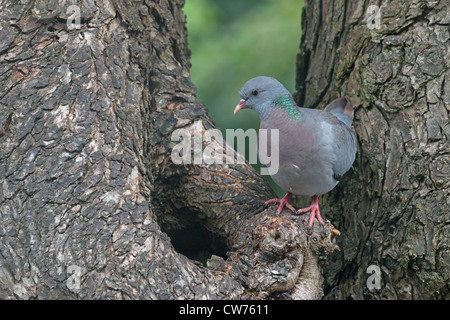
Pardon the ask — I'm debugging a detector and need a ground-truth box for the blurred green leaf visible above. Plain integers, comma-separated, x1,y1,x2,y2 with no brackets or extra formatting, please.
184,0,304,196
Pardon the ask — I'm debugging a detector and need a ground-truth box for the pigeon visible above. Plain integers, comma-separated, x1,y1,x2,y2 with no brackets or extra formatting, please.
234,76,356,227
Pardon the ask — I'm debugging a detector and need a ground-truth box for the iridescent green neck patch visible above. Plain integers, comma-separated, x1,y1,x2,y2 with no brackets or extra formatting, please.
272,94,302,121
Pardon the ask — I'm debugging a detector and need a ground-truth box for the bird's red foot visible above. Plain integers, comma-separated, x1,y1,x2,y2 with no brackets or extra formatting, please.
265,192,296,214
297,195,324,227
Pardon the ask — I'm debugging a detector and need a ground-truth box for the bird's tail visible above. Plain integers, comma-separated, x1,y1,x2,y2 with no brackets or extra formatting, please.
324,97,354,128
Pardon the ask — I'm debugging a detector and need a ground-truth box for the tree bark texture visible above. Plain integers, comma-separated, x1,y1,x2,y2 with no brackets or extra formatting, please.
0,0,338,299
295,0,449,299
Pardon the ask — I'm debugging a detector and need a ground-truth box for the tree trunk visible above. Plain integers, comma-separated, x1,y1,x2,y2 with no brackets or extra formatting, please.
295,0,449,299
0,0,338,299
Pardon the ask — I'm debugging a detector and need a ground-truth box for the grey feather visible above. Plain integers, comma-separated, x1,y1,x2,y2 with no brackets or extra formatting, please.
237,76,356,197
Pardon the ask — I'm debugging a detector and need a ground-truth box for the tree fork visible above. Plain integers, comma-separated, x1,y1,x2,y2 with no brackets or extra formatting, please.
0,0,337,299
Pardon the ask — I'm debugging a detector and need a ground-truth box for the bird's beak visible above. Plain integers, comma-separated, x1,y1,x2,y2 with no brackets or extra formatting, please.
234,99,247,114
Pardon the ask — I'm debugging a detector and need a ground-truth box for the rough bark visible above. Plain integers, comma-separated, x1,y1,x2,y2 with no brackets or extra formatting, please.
0,0,337,299
295,0,449,299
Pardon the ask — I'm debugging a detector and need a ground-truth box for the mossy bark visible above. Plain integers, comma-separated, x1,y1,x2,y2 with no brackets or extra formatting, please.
295,0,449,299
0,0,336,299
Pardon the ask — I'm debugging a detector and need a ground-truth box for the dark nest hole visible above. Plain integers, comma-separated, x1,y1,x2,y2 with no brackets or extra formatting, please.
159,209,230,266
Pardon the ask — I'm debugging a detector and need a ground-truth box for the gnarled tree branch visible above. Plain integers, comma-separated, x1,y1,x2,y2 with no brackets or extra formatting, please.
0,0,338,300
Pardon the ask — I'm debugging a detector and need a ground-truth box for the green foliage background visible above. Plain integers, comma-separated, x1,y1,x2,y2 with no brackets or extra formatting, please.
183,0,304,196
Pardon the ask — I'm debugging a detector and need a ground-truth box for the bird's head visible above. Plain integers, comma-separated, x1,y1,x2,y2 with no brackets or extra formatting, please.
234,76,291,119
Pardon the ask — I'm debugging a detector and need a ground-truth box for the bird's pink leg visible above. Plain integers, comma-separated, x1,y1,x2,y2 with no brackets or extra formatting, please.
297,195,324,227
265,192,296,214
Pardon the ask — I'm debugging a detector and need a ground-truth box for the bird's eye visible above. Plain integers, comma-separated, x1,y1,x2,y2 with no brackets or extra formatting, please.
252,90,258,96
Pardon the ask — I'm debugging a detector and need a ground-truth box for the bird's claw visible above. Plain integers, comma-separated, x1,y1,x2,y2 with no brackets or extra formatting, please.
264,193,296,214
296,195,324,227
